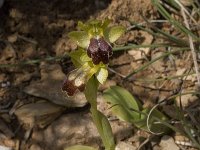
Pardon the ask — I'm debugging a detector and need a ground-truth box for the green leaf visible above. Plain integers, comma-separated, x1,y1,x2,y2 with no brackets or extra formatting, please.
138,108,169,134
68,31,90,48
96,67,108,84
91,109,115,150
109,105,135,122
103,86,141,122
64,145,97,150
152,0,200,41
105,26,125,43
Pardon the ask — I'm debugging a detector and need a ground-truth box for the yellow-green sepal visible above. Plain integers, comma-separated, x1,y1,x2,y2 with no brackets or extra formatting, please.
68,31,90,48
105,26,126,43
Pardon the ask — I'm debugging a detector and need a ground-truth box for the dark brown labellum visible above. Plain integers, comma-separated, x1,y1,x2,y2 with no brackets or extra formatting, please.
87,37,112,65
62,78,77,96
62,70,86,96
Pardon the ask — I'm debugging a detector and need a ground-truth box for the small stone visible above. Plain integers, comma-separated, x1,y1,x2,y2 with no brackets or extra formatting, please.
2,139,15,148
115,142,136,150
7,34,18,43
14,100,65,128
22,44,36,58
0,145,12,150
99,80,116,91
159,136,179,150
30,144,43,150
151,51,165,72
9,9,23,19
23,63,87,107
32,113,100,149
175,89,198,108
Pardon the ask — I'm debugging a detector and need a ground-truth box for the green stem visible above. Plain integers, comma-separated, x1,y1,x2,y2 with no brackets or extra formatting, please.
113,43,174,51
0,55,66,68
85,77,115,150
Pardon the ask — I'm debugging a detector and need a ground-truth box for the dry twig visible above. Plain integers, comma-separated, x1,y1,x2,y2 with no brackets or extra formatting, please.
178,3,200,86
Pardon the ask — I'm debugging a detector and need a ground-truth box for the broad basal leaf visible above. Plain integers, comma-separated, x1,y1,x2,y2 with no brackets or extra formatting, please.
64,145,97,150
103,86,141,122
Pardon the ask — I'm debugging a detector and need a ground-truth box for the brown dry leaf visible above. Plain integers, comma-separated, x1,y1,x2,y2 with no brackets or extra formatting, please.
23,62,87,107
175,89,198,108
150,51,165,72
180,0,194,6
55,38,77,56
0,118,14,138
163,105,177,119
176,68,186,76
0,44,16,64
14,101,65,128
14,71,32,85
128,31,153,60
176,68,196,82
7,33,18,43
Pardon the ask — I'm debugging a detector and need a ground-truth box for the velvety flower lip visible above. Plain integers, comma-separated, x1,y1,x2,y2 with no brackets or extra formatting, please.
62,69,86,96
87,37,112,65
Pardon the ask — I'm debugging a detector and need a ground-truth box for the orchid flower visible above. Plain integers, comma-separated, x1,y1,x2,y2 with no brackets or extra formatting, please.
62,20,125,96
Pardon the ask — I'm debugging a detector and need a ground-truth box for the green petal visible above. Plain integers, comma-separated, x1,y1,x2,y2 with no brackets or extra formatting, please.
96,67,108,84
105,26,126,43
68,31,90,48
68,48,85,67
88,20,101,27
101,18,110,30
87,65,99,80
78,21,90,32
